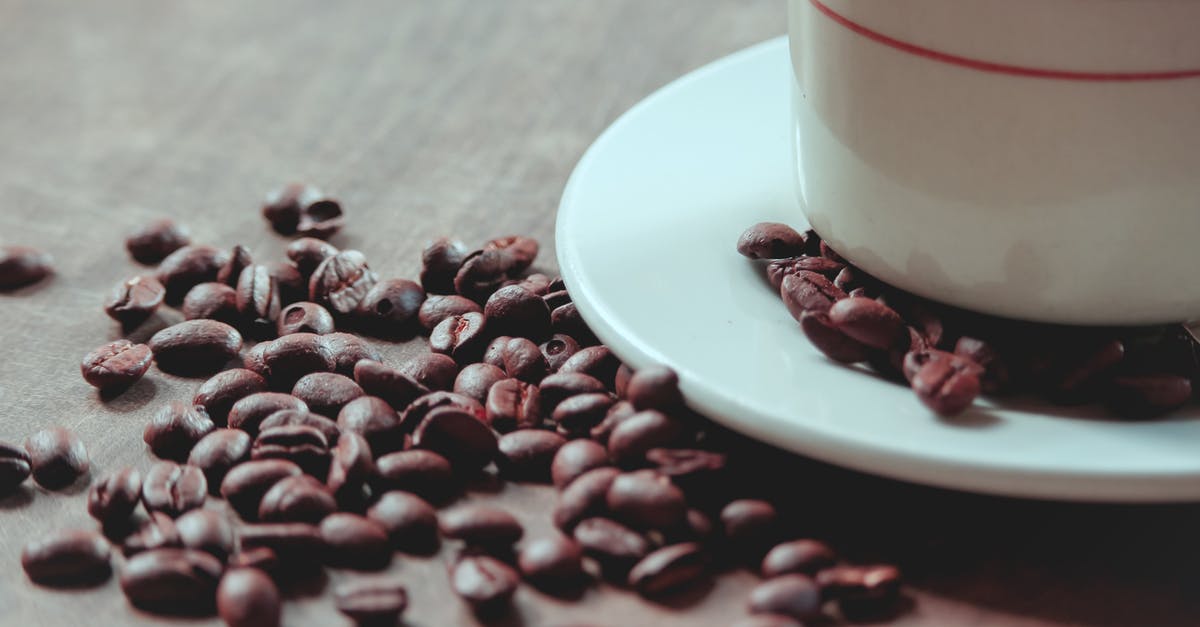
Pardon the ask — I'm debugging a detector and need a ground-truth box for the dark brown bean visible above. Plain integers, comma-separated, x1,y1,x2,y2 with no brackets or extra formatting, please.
144,402,215,462
0,440,30,494
748,574,822,621
721,499,779,557
454,249,519,303
485,378,542,432
484,285,551,340
539,334,580,373
119,548,223,613
236,264,281,337
768,256,846,288
402,388,487,436
258,474,337,523
326,432,375,506
498,337,549,383
104,275,165,328
261,332,335,387
607,470,687,529
374,450,457,503
220,459,304,520
334,577,409,625
227,547,280,575
88,467,143,526
217,567,281,627
1107,374,1193,419
421,237,471,295
626,366,683,411
953,336,1008,393
828,296,906,350
780,271,846,320
238,523,324,563
176,509,235,560
367,491,440,554
551,439,610,489
357,278,425,333
517,534,586,586
193,369,268,426
286,237,340,277
296,194,343,239
413,406,498,472
21,530,111,585
762,540,837,578
292,372,364,417
512,273,552,296
252,424,331,477
644,448,727,499
816,564,902,609
558,345,619,389
215,244,253,287
320,513,392,570
227,392,309,435
912,357,982,416
454,363,507,404
553,393,617,437
1,245,52,289
322,332,382,376
148,319,244,374
398,352,459,392
352,360,428,411
157,245,230,302
336,396,403,457
418,294,482,332
430,312,488,363
628,542,708,597
591,400,637,444
572,517,650,575
309,250,378,315
483,235,539,272
799,311,871,364
737,222,807,259
187,428,252,491
181,282,240,323
259,408,340,447
553,467,620,531
125,219,190,264
261,183,305,235
276,301,335,336
495,429,565,482
25,427,89,489
550,302,596,344
451,554,520,614
122,512,181,555
141,461,207,516
607,410,681,467
539,372,608,412
269,261,307,306
81,340,153,389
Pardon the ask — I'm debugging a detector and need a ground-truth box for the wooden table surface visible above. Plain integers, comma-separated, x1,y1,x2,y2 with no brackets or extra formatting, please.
2,1,1199,625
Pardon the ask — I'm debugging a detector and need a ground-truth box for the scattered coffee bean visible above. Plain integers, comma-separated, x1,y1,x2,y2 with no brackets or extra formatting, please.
827,296,906,350
21,530,111,585
799,311,871,363
721,499,779,557
451,554,520,615
321,331,382,376
122,512,181,555
485,285,551,340
762,539,836,578
193,368,268,425
454,249,519,303
486,378,542,432
607,470,687,529
227,392,309,435
187,428,252,491
626,366,683,411
591,399,637,444
0,440,31,494
518,534,586,587
430,311,488,363
816,564,902,611
495,429,564,482
418,294,483,332
911,355,983,416
780,271,845,320
550,303,595,343
558,345,620,389
512,273,552,296
276,301,336,336
156,245,230,302
217,567,281,627
220,459,304,520
0,244,53,288
286,237,340,277
119,548,223,613
261,333,336,387
357,278,425,333
572,517,650,576
551,439,611,489
257,410,340,446
607,410,681,467
292,372,364,417
326,431,375,506
25,427,89,489
413,406,498,471
309,250,378,315
176,509,235,559
87,467,142,526
367,491,440,554
483,235,539,273
238,523,324,563
453,363,507,404
553,393,616,437
539,372,608,412
80,339,153,389
543,289,571,311
261,183,307,235
148,319,243,374
420,237,471,295
352,360,427,411
398,353,459,392
768,256,845,289
748,574,822,621
258,474,336,523
181,282,240,323
215,244,253,287
296,193,344,239
104,275,166,328
253,423,332,477
320,513,392,569
440,503,524,548
498,337,549,383
373,450,456,503
141,461,207,516
334,577,409,625
270,261,308,305
553,467,620,531
628,542,708,597
236,264,281,337
337,395,404,456
125,219,190,265
614,363,634,398
144,402,216,461
737,223,807,259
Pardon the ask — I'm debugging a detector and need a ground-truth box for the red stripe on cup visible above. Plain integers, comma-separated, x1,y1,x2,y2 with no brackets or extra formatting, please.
810,0,1200,82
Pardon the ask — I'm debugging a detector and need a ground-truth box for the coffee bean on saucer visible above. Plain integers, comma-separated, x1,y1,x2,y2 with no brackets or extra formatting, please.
228,392,309,435
148,319,243,374
81,340,153,389
193,369,268,426
25,427,89,489
320,513,392,570
517,534,586,587
486,379,542,433
551,439,611,489
125,219,190,265
737,223,807,259
418,294,483,332
367,491,439,554
141,461,207,517
21,530,111,585
911,356,982,416
119,548,223,613
176,509,235,560
628,542,708,597
454,249,518,303
421,237,471,295
87,467,143,527
451,554,520,615
236,264,281,337
357,278,425,333
334,577,408,625
483,235,539,273
104,275,166,328
398,353,459,392
144,402,216,461
1106,374,1192,419
748,574,822,621
767,256,845,289
220,459,303,520
828,296,906,350
309,250,377,315
485,285,551,340
780,271,846,320
430,312,488,363
799,311,871,364
374,450,457,503
217,567,281,627
291,372,364,417
338,396,405,456
157,245,230,302
286,237,339,277
258,474,336,524
181,282,240,323
540,334,581,373
761,540,837,578
187,428,252,490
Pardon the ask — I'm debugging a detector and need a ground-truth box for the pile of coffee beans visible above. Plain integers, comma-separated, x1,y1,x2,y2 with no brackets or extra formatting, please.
739,222,1200,419
10,191,907,627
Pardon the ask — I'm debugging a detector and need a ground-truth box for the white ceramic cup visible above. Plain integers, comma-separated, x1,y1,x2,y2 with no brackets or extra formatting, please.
789,0,1200,325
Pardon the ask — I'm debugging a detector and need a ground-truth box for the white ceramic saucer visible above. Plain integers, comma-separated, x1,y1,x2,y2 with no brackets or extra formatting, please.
556,37,1200,503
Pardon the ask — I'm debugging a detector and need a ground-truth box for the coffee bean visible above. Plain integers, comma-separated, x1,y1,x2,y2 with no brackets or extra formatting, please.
607,410,681,467
517,534,585,588
292,372,364,417
413,406,498,472
286,237,340,277
550,439,610,489
80,339,153,389
418,294,483,332
553,467,620,531
553,393,616,437
731,614,805,627
644,448,727,501
104,275,165,328
539,372,607,412
157,245,230,302
228,392,309,435
217,567,281,627
326,431,375,506
396,353,457,393
125,219,190,265
451,554,520,614
762,540,837,578
143,402,215,462
539,334,581,373
558,346,619,389
259,405,343,444
499,337,549,383
87,467,142,526
296,192,343,239
0,440,30,494
276,301,336,336
453,363,507,404
193,368,268,425
572,517,650,576
737,223,807,259
680,508,717,543
902,348,978,384
817,564,902,609
828,296,906,350
176,509,235,559
261,333,335,387
454,249,518,303
550,303,596,343
123,512,181,555
1,244,53,289
482,335,512,368
400,391,485,435
748,574,822,621
258,474,336,523
483,235,539,273
334,577,409,625
119,548,223,613
628,542,708,597
253,422,332,476
607,470,687,529
721,499,779,557
187,428,252,491
767,256,846,289
591,400,636,444
357,278,425,334
780,271,845,320
430,312,488,363
374,450,456,503
799,311,871,363
627,366,683,411
25,427,89,489
269,262,307,305
220,459,303,520
261,183,306,235
149,319,243,374
320,513,392,569
421,237,471,294
911,357,982,416
485,378,542,432
494,430,564,483
1107,374,1192,418
236,264,281,337
337,395,404,456
309,250,378,315
352,361,427,412
214,244,253,288
141,461,207,516
238,523,324,563
511,273,553,296
952,336,1008,393
484,285,551,340
614,363,633,398
181,282,240,323
21,530,111,585
316,332,378,376
367,490,439,554
227,547,280,575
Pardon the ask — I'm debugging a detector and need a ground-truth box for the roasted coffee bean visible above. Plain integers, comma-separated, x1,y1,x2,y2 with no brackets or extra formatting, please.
780,271,845,320
1,245,52,289
645,448,727,500
88,467,142,526
125,219,190,265
1045,339,1127,402
25,427,89,489
551,439,611,489
181,282,240,323
0,440,30,494
227,547,280,574
485,285,551,340
430,312,488,363
486,379,543,432
144,402,216,462
290,372,363,417
217,567,281,627
1106,374,1192,419
403,390,486,432
157,245,230,302
553,467,620,531
261,333,335,387
607,410,681,467
558,345,619,389
220,459,303,520
261,265,302,309
104,275,165,328
543,288,572,311
148,319,243,374
309,250,378,314
832,265,865,293
731,614,805,627
243,342,270,379
319,513,391,569
628,542,708,597
238,523,324,563
337,396,404,456
193,369,268,425
495,430,565,482
799,311,871,363
553,393,616,437
418,294,483,332
614,363,634,398
253,423,331,476
352,360,428,411
257,410,340,445
335,577,409,625
607,470,687,529
227,392,309,435
454,363,507,404
141,461,207,516
953,336,1009,393
326,431,374,506
187,428,252,491
627,366,683,411
762,540,837,578
510,273,553,296
517,534,586,586
482,335,513,368
357,278,425,333
497,337,549,383
119,548,223,613
236,264,281,337
215,244,253,287
902,349,979,384
421,237,471,295
550,303,596,344
296,193,343,239
413,406,498,472
81,340,153,389
572,517,650,576
367,491,439,554
681,508,717,543
176,509,235,559
737,223,807,259
767,256,846,288
258,474,337,523
451,554,520,615
123,512,181,555
261,183,306,235
276,301,335,336
748,574,822,621
397,353,458,392
286,237,340,277
539,372,608,412
912,357,982,416
828,296,906,350
540,334,580,373
374,450,456,503
322,331,381,376
721,499,779,557
591,400,637,444
454,249,518,303
817,564,902,608
21,530,111,585
483,235,539,273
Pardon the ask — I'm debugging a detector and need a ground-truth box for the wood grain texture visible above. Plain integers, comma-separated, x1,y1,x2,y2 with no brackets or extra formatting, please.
1,1,1198,625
